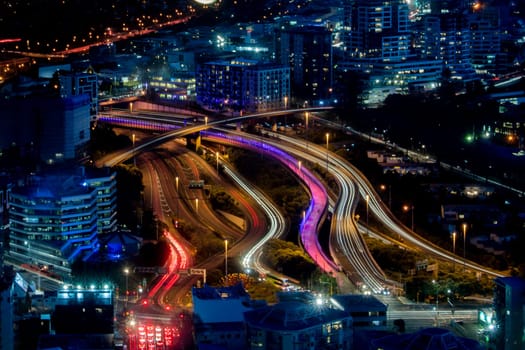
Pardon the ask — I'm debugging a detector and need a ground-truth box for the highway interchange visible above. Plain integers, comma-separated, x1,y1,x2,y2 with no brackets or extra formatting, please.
96,105,507,348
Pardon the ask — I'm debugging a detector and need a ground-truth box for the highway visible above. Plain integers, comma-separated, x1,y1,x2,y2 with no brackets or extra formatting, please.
100,106,506,294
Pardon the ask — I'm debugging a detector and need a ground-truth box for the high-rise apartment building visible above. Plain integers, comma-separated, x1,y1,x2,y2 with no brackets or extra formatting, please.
0,94,91,164
196,58,290,112
275,25,333,102
343,0,411,62
58,70,99,119
468,6,503,75
492,276,525,350
340,0,443,104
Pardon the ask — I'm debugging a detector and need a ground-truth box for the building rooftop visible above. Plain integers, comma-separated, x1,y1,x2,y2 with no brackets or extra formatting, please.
332,294,387,312
369,327,485,350
192,282,250,300
494,276,525,288
244,293,349,331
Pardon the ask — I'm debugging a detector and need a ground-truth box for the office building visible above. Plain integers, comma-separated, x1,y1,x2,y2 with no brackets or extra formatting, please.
192,283,267,350
57,70,99,120
331,294,387,329
340,0,444,104
492,276,525,350
244,291,353,350
275,25,333,102
196,58,290,113
363,327,485,350
468,6,503,75
0,260,15,350
6,167,117,276
0,94,91,164
343,0,411,62
34,285,114,349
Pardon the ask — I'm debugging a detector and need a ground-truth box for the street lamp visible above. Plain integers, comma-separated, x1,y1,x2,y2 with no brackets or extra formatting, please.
284,96,288,109
462,223,467,270
224,239,228,277
366,194,369,235
124,268,130,307
132,133,136,166
216,151,219,174
205,116,208,125
380,184,391,208
305,111,309,149
432,279,439,326
403,204,414,232
325,133,330,171
452,231,456,272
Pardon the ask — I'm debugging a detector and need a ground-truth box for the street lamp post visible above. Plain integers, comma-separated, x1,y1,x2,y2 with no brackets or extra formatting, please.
432,279,439,326
403,205,414,231
325,133,329,171
452,231,456,272
216,151,219,175
132,133,136,166
366,194,369,235
224,239,228,277
124,268,129,307
462,223,467,270
305,112,309,149
380,184,392,208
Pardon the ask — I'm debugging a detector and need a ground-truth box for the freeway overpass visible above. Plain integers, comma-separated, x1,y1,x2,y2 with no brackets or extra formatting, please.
96,106,333,167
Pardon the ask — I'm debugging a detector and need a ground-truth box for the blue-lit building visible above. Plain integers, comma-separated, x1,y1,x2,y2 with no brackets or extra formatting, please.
244,291,353,350
192,283,268,350
361,327,485,350
491,276,525,350
339,0,444,104
331,294,387,329
196,58,290,113
6,166,117,276
0,260,15,350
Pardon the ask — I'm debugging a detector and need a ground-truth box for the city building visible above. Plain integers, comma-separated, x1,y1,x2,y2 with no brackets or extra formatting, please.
275,25,333,103
491,276,525,350
468,6,502,75
343,0,411,62
0,92,91,164
57,69,99,120
192,283,267,350
331,294,387,329
361,327,486,350
196,58,290,113
0,259,15,350
81,166,118,234
36,285,114,349
339,0,444,104
244,291,353,350
6,166,117,276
